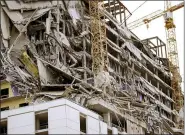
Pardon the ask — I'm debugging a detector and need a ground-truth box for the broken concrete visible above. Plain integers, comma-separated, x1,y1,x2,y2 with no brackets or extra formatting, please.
0,0,184,134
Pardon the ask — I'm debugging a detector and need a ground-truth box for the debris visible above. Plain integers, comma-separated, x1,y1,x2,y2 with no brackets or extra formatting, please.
0,0,183,134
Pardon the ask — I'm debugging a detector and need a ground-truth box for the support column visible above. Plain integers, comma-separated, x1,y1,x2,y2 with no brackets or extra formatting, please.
126,120,132,134
103,112,112,126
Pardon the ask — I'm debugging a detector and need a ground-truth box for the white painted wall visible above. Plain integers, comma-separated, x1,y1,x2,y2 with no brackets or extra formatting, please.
66,106,80,134
100,121,108,134
86,115,100,134
65,100,99,119
48,106,66,134
8,112,35,134
2,99,101,134
1,98,146,134
48,105,80,134
112,127,118,134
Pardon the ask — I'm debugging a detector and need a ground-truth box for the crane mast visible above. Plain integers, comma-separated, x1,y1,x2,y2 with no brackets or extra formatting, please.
89,1,108,76
164,1,182,111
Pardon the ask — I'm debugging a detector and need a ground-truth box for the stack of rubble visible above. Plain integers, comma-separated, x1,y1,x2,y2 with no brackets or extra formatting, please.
0,0,183,134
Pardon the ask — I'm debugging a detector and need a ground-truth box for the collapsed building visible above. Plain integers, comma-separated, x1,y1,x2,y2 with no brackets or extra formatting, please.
0,0,184,134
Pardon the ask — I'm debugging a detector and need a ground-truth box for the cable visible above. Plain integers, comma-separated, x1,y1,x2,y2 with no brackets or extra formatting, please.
130,1,148,16
120,1,148,26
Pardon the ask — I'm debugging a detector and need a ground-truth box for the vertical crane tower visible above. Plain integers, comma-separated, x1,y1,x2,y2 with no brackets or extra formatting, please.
164,1,182,111
89,0,108,77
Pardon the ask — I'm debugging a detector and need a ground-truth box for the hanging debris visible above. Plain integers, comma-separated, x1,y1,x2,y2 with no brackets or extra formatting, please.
0,0,183,134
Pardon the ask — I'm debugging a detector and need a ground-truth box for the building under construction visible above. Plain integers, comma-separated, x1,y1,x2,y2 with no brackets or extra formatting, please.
0,0,184,134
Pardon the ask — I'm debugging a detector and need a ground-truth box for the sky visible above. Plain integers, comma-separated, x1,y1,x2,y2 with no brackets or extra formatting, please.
122,1,184,93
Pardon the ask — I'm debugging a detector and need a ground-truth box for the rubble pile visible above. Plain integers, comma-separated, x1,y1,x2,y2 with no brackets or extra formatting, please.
0,0,183,134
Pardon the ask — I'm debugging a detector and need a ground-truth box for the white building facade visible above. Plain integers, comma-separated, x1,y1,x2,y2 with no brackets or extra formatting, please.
1,98,132,134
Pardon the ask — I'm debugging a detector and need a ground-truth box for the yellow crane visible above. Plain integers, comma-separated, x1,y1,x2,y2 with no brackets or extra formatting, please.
164,1,183,112
127,2,184,29
89,1,108,81
127,1,184,112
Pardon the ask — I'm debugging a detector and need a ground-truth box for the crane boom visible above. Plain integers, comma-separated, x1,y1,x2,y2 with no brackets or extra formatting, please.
127,2,184,30
127,10,163,30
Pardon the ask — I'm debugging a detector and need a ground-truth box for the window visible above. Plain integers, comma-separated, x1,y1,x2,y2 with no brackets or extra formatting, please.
1,88,9,99
0,120,7,134
1,127,7,134
35,111,48,131
19,103,29,108
39,120,48,130
108,129,112,135
0,107,9,112
80,114,86,134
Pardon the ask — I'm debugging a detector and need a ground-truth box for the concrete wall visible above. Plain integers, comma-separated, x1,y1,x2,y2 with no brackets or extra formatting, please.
2,98,148,134
112,127,118,134
86,116,100,134
1,99,105,134
8,112,35,134
48,106,67,134
100,121,108,134
48,105,80,134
